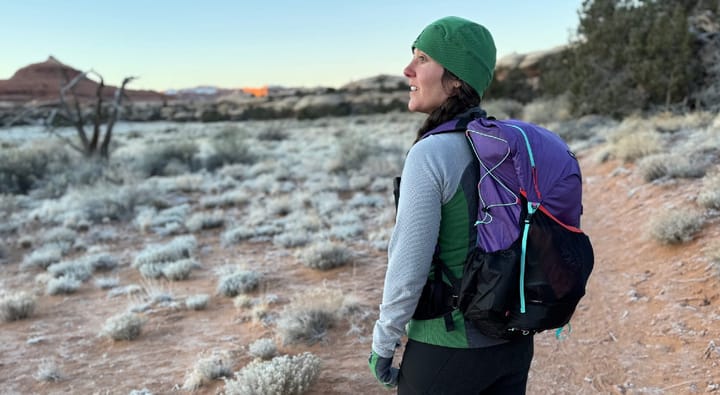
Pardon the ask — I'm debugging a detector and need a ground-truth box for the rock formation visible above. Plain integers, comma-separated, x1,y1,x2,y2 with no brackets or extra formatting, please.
0,56,164,104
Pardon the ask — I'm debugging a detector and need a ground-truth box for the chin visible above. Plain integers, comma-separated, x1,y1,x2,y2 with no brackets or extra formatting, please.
407,102,427,114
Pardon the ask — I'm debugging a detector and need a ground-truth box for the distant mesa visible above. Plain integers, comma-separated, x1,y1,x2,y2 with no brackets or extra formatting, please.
0,56,165,104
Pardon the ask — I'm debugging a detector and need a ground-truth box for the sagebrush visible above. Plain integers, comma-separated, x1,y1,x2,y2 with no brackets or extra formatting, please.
223,352,321,395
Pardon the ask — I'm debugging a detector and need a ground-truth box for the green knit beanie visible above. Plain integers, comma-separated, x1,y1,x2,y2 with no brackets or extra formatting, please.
412,16,496,97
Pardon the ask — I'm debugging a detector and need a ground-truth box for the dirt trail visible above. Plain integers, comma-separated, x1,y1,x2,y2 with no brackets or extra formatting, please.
1,147,719,394
528,149,720,394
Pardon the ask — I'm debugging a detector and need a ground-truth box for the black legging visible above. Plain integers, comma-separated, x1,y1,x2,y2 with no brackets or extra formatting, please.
398,337,534,395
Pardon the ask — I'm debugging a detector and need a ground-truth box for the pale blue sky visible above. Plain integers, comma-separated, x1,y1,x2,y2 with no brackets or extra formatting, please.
1,0,583,92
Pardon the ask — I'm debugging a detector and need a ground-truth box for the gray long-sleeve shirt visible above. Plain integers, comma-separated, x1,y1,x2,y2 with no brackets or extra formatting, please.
372,132,477,358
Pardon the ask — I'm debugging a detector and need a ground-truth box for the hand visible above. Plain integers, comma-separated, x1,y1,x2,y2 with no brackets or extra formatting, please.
368,350,399,388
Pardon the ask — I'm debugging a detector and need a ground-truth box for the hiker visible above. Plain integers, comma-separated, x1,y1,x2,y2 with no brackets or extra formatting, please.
369,16,535,394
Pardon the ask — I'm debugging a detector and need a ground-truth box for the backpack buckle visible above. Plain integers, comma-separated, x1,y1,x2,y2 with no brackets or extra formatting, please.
450,294,459,309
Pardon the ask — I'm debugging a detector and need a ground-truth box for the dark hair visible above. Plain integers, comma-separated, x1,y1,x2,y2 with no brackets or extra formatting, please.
414,70,481,143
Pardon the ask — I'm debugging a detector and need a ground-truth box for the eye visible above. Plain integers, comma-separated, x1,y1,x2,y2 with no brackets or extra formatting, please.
417,55,427,63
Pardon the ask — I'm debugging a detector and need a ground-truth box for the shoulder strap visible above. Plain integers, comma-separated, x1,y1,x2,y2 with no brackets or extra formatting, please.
419,107,487,140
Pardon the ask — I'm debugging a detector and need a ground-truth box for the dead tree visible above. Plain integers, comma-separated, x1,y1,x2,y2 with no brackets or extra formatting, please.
45,70,136,160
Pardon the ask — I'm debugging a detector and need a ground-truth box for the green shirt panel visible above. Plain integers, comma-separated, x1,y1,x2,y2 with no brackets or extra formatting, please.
407,186,472,348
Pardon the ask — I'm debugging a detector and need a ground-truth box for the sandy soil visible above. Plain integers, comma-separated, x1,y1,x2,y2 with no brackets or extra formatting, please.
1,146,719,395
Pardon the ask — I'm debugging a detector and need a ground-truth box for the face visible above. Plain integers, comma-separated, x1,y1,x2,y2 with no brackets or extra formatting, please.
403,49,454,113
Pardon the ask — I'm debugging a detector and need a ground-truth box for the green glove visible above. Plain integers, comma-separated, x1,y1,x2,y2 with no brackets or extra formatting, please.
368,350,399,388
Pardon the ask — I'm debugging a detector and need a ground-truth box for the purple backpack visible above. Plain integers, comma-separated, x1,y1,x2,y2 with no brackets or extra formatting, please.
416,115,595,339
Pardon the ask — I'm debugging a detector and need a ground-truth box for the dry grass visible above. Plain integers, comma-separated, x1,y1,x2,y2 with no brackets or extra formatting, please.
699,169,720,209
521,95,573,125
182,350,235,391
0,291,36,322
648,208,705,245
276,288,345,345
611,131,663,163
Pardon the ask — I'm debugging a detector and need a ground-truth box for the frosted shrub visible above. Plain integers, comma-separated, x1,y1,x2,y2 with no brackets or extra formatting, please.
311,192,341,216
101,312,145,340
47,260,92,281
328,224,364,240
138,262,164,279
21,244,63,270
41,226,77,245
0,143,70,194
200,190,250,208
209,127,257,168
217,270,260,297
34,358,64,382
84,253,119,271
146,204,191,235
326,133,375,173
233,295,254,309
185,294,210,311
699,171,720,209
299,241,353,270
94,277,120,290
135,141,199,177
648,209,705,245
35,184,151,225
133,235,197,270
107,284,142,298
182,350,234,391
0,291,36,321
272,232,310,248
348,193,384,208
640,153,708,182
47,275,82,295
185,211,225,232
224,352,321,395
161,258,197,281
256,126,288,141
276,288,344,345
248,338,278,360
221,226,255,245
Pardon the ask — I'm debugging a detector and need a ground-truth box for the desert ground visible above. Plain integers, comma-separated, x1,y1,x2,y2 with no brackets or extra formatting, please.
1,108,719,394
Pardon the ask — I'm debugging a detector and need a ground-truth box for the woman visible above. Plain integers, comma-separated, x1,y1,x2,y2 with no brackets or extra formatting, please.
369,16,534,394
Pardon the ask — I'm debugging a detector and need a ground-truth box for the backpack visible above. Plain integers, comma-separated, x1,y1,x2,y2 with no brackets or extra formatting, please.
409,116,594,340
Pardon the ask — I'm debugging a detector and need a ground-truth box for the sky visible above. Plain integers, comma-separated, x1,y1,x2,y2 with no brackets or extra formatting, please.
1,0,583,92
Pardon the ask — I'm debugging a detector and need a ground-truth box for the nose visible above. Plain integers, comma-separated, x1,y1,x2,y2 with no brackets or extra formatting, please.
403,62,414,78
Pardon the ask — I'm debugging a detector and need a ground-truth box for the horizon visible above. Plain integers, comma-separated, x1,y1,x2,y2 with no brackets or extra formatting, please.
1,0,583,92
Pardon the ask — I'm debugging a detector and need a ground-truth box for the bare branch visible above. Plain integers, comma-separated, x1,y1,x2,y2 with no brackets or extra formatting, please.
4,106,35,128
59,69,90,150
90,75,105,153
44,108,59,132
101,76,136,158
